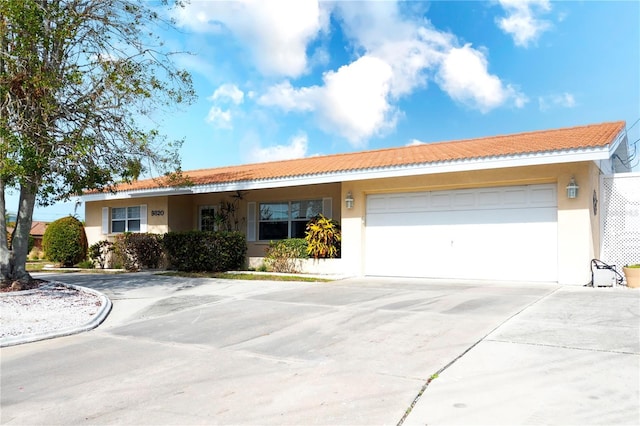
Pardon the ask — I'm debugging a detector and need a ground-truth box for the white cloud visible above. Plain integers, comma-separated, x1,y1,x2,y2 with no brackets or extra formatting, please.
247,133,309,163
258,81,316,112
331,2,524,116
497,0,552,47
205,84,245,128
206,107,232,129
174,0,327,77
317,56,396,145
407,139,425,147
259,56,397,145
436,44,528,113
184,0,529,144
210,83,244,105
258,3,528,142
538,92,576,111
333,2,451,98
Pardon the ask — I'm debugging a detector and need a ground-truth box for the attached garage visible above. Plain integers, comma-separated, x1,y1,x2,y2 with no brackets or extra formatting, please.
83,121,628,285
365,184,558,282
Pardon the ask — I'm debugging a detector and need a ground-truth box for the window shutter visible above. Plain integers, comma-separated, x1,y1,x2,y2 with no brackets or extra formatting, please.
246,202,256,242
322,197,333,219
102,207,109,235
140,204,147,232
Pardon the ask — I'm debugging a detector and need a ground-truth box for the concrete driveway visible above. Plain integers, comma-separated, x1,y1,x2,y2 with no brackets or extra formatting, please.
1,273,638,425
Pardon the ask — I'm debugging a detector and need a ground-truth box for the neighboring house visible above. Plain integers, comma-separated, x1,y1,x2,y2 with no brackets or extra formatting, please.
29,221,48,250
81,121,632,285
6,221,48,250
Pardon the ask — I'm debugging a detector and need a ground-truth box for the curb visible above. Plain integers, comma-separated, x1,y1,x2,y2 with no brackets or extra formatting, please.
0,282,113,348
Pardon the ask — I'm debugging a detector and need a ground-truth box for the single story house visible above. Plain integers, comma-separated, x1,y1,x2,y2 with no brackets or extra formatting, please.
7,221,49,250
82,121,631,285
29,221,48,250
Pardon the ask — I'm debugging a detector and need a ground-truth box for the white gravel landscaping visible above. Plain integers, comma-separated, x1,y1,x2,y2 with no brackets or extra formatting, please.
0,283,103,340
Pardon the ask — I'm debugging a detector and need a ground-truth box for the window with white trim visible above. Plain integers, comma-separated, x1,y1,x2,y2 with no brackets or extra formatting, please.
199,206,217,231
259,199,323,240
111,206,141,233
102,205,147,235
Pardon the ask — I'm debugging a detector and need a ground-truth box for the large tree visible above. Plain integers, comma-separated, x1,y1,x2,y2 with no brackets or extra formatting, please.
0,0,195,283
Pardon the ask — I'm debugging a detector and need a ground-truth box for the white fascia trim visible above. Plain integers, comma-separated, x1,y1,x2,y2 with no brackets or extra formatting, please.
81,147,612,201
607,128,627,156
81,188,193,202
592,129,628,174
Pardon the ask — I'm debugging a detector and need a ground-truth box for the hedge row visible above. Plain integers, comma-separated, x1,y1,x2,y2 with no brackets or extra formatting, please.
113,233,164,270
162,231,247,272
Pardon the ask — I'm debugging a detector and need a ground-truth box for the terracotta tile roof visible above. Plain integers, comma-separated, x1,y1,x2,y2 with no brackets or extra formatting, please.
109,121,625,192
6,221,48,237
30,221,48,237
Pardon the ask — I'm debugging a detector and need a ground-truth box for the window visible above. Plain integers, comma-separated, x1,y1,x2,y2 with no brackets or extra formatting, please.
199,206,217,231
101,205,147,235
258,199,323,240
111,206,141,233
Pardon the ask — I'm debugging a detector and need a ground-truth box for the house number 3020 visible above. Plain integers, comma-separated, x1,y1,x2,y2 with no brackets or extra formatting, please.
151,210,165,216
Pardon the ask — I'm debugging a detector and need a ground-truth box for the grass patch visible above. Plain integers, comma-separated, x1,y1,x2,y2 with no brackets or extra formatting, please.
26,261,48,272
26,263,127,274
158,271,333,282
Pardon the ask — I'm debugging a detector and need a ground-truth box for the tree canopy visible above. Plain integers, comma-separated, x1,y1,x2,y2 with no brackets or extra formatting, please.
1,0,195,283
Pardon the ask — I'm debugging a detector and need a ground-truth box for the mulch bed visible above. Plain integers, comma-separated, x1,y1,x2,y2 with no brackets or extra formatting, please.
0,279,48,293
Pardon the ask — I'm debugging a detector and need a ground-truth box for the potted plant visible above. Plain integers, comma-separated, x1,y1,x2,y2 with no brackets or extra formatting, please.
623,264,640,288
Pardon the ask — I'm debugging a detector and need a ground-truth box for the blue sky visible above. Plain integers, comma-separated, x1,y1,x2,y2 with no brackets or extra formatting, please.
9,0,640,221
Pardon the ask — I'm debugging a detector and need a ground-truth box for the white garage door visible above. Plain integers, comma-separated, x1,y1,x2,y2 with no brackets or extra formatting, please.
365,184,558,282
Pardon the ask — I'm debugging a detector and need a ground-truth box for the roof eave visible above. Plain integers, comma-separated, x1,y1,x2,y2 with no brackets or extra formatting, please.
81,147,612,201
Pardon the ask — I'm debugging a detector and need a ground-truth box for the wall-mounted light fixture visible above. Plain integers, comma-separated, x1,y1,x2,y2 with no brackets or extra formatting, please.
566,176,579,199
345,191,354,209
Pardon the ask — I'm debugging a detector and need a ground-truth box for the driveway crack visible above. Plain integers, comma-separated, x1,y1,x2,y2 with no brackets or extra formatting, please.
485,338,640,356
396,286,562,426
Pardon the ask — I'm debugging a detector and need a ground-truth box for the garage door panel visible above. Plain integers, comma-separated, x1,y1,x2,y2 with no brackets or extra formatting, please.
368,207,556,226
366,218,557,280
365,185,558,282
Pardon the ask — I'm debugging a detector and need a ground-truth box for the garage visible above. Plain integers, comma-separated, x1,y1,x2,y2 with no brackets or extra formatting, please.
365,184,558,282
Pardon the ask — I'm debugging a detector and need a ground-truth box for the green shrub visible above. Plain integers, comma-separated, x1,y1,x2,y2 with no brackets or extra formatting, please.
89,240,114,269
127,233,164,269
264,238,308,273
162,231,247,272
305,214,341,259
111,235,131,270
77,260,95,269
42,216,88,267
113,233,163,271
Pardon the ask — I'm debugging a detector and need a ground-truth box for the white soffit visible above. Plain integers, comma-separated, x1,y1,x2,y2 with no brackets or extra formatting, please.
81,145,612,201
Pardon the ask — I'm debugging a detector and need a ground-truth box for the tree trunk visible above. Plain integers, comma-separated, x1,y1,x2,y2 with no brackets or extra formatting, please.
1,184,37,283
0,177,11,282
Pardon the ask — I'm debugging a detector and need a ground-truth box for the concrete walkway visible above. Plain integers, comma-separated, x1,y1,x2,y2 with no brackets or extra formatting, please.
1,273,638,425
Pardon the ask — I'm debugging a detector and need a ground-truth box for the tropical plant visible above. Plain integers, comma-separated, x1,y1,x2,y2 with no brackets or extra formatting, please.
0,0,195,284
215,192,246,232
89,240,113,269
305,214,341,259
42,216,88,267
